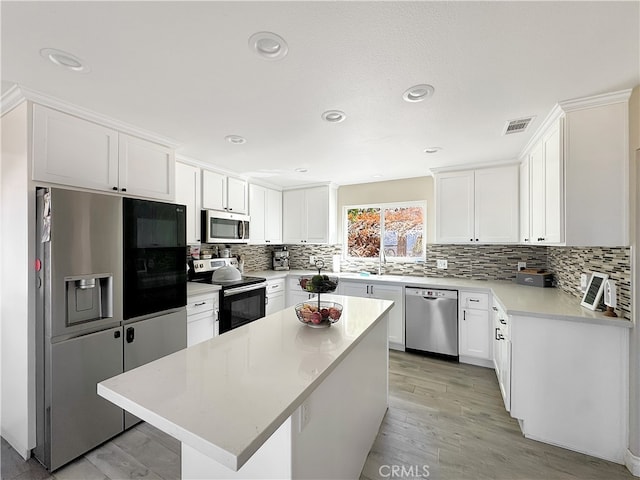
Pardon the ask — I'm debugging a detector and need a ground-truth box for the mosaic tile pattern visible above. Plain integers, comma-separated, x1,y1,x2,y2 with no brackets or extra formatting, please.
547,247,631,320
196,242,632,320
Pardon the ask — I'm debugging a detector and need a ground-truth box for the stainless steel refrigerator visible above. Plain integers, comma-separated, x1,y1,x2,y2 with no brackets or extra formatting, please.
34,188,186,471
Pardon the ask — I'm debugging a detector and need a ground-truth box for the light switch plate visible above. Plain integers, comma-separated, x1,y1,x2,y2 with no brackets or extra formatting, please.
518,262,527,271
309,255,315,265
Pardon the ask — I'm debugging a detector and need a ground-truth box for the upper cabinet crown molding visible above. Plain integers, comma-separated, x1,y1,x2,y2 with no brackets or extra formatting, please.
520,89,633,159
175,154,250,182
429,160,519,176
1,84,181,148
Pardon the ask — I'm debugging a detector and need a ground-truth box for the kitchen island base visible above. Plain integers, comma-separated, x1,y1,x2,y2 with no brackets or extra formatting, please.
182,316,389,479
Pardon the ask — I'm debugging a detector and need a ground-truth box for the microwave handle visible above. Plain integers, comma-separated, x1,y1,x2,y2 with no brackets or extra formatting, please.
239,221,244,239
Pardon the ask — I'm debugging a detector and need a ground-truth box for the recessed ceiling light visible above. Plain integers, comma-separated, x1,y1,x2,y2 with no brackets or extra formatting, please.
403,84,435,103
321,110,346,123
424,147,442,154
40,48,90,73
294,168,308,173
249,32,288,60
225,135,246,145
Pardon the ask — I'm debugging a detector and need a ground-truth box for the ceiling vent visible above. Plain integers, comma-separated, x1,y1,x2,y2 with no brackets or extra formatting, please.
503,117,535,135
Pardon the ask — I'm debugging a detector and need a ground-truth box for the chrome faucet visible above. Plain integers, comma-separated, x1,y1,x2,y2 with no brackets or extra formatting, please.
378,248,386,275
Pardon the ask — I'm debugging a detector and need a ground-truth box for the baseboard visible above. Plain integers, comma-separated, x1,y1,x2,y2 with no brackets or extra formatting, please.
459,355,493,369
388,342,405,352
625,449,640,477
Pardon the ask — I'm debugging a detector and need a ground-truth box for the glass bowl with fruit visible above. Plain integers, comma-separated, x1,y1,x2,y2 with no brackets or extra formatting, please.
295,301,343,328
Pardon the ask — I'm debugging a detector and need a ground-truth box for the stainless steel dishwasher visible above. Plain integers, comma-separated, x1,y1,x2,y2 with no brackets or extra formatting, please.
405,287,459,358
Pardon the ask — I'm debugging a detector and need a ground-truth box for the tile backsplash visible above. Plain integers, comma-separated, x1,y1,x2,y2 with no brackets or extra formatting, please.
201,242,632,320
548,246,631,320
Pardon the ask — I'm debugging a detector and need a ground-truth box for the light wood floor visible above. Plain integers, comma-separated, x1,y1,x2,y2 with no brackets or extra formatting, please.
2,351,635,480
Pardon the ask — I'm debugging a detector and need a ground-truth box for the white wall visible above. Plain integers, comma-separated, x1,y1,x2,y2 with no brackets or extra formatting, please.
1,102,35,458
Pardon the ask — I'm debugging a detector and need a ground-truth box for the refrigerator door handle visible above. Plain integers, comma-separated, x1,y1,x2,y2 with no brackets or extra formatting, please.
126,327,135,343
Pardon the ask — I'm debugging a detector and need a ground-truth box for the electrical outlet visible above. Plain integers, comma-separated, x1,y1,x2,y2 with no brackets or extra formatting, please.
518,262,527,271
580,273,588,292
309,255,315,265
436,259,448,269
299,402,310,432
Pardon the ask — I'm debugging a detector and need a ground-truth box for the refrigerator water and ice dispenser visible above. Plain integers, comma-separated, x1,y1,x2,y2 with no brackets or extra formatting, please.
65,274,113,326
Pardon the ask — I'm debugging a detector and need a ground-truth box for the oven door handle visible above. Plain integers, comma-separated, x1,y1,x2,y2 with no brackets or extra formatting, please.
223,282,267,296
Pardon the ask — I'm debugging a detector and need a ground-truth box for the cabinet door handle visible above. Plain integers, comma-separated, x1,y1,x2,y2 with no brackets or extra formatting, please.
194,301,206,307
126,327,135,343
524,238,529,242
463,311,466,321
492,306,498,311
114,330,121,339
469,238,473,242
495,327,500,341
500,318,507,325
370,285,374,295
366,285,369,295
475,238,479,242
469,299,480,303
121,188,127,192
112,186,118,191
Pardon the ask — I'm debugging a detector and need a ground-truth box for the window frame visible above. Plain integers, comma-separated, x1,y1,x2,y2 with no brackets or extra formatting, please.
342,200,427,262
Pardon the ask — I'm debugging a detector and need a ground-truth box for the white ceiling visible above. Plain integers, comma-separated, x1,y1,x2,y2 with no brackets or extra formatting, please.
2,1,639,187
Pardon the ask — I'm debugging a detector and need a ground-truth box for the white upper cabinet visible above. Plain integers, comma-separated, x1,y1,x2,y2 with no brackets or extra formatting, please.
202,170,247,214
474,166,519,243
282,185,337,244
227,176,247,213
265,187,282,244
33,105,119,192
249,183,282,244
32,104,175,201
175,162,202,245
563,99,629,246
436,165,519,244
519,159,530,243
282,189,306,243
118,133,174,200
435,171,475,243
201,170,226,211
519,90,630,247
527,122,563,245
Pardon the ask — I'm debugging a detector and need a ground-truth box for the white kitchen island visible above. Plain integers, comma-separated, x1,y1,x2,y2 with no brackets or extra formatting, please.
98,294,393,479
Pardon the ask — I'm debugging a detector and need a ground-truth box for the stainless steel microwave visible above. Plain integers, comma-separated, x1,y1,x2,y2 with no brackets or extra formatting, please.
201,210,250,244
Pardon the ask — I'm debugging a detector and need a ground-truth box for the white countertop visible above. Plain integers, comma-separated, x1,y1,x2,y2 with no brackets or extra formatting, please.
98,294,394,471
187,282,221,296
249,269,631,328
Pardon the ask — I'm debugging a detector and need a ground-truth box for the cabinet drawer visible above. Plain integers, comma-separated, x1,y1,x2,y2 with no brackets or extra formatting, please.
187,293,215,316
267,279,285,295
460,291,489,310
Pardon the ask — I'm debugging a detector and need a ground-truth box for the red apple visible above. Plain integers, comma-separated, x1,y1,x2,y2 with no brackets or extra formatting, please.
310,312,323,324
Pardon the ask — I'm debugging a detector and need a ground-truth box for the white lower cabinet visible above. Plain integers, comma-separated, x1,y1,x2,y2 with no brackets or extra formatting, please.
510,313,629,463
286,277,316,308
492,299,511,411
186,292,219,347
340,281,404,350
265,278,286,316
458,291,492,365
